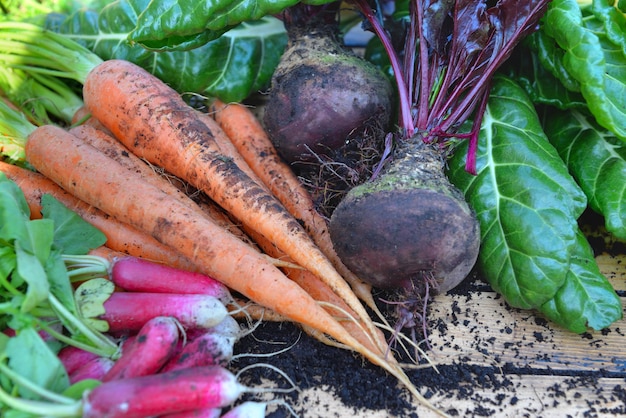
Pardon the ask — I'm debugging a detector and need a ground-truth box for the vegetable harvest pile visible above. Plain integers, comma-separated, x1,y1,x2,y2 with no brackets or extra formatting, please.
0,0,625,417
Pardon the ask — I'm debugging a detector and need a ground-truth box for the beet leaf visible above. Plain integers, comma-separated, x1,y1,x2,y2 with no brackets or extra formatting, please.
354,0,551,173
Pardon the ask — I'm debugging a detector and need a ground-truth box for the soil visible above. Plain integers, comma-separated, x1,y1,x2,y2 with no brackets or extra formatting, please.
230,273,504,418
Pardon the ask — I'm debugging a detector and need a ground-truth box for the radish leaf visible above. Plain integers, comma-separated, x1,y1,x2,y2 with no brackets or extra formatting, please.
4,328,70,399
543,108,626,240
75,279,116,332
447,76,587,309
539,229,622,333
41,194,106,255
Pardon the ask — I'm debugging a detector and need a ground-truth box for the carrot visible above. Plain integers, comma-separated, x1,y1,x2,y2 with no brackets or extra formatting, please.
210,100,381,317
241,224,383,355
24,124,429,407
82,59,381,351
69,124,193,203
0,161,197,271
69,124,266,264
71,105,112,134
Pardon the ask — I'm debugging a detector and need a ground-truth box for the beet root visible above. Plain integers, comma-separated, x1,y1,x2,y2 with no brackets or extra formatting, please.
263,18,393,164
329,138,480,294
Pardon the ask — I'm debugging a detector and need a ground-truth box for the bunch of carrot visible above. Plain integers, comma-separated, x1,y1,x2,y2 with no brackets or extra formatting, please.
0,22,446,416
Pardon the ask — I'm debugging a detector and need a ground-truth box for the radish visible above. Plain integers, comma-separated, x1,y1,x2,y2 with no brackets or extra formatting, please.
158,408,222,418
69,357,114,384
82,366,248,418
75,279,228,333
221,402,266,418
58,346,100,375
102,316,180,381
65,253,233,305
110,256,233,305
161,315,241,372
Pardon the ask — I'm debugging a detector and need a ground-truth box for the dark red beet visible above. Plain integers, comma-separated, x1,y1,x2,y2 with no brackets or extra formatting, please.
329,138,481,294
263,15,393,164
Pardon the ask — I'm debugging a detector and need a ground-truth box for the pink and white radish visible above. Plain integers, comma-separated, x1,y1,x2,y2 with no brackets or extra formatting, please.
75,279,228,333
102,316,180,381
69,357,115,384
82,366,247,418
110,256,233,305
58,346,100,375
161,315,240,372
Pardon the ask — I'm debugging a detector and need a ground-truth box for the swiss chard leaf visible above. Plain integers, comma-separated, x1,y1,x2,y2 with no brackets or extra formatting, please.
539,229,622,333
447,76,587,310
541,0,626,140
54,5,288,102
125,0,335,50
543,108,626,240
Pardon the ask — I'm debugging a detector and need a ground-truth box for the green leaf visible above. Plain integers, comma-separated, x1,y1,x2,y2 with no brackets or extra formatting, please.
54,6,288,102
0,173,30,245
0,247,16,285
45,251,77,317
591,0,626,56
74,278,115,332
22,219,54,265
14,241,49,314
5,328,69,399
508,42,587,110
448,76,587,309
543,108,626,240
124,0,301,49
539,229,623,333
542,0,626,140
40,194,106,255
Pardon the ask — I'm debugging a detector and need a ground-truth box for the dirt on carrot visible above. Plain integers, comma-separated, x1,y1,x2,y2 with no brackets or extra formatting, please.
0,160,196,271
23,124,435,411
81,59,385,356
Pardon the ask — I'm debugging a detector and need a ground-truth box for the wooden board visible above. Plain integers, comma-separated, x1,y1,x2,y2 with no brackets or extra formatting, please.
236,216,626,418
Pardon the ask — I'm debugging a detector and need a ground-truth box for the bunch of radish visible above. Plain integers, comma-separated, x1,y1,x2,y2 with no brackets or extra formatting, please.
1,253,289,418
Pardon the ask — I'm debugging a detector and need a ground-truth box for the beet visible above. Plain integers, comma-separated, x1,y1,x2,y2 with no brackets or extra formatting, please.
263,10,393,164
329,138,481,294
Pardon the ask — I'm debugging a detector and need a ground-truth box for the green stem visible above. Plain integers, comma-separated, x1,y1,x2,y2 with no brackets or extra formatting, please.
47,294,117,356
63,254,110,283
0,384,81,417
0,362,74,405
0,22,102,83
37,322,118,359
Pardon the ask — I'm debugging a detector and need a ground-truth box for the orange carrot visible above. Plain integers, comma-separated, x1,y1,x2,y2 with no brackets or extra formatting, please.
69,124,196,204
23,124,429,402
69,124,294,270
0,160,196,271
242,224,383,355
82,59,381,348
71,105,112,134
210,100,382,317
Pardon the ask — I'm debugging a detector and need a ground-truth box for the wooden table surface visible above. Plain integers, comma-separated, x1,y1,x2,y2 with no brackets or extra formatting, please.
241,216,626,418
